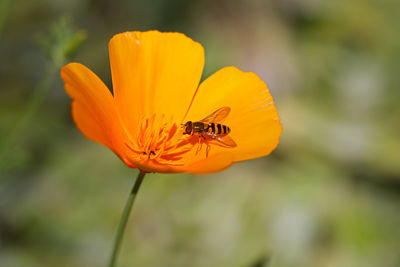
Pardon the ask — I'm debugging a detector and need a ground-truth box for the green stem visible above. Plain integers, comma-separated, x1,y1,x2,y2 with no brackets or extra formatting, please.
0,0,10,38
0,66,56,171
108,171,146,267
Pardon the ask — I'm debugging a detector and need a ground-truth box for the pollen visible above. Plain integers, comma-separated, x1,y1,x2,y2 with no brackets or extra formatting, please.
124,114,193,166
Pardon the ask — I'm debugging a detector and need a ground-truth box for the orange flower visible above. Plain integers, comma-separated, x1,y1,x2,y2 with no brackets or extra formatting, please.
60,31,282,174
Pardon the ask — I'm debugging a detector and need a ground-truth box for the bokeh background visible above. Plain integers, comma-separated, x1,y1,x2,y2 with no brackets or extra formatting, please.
1,0,400,266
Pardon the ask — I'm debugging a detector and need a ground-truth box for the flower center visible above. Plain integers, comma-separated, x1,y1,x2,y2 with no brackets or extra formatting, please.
125,114,194,166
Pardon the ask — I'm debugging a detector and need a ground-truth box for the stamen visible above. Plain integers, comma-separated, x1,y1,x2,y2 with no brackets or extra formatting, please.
125,113,231,166
126,114,198,165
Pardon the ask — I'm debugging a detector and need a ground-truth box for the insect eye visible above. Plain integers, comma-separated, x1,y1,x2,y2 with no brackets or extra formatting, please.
184,122,192,134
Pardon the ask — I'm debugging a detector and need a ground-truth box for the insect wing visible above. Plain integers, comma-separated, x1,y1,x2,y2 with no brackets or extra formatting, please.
200,107,231,123
217,135,237,148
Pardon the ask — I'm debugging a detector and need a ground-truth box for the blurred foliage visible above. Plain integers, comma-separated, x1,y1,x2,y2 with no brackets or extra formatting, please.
0,0,10,37
37,18,86,68
0,17,85,172
0,0,399,267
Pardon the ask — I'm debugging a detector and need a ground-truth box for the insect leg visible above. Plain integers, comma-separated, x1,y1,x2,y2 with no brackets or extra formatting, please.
206,142,210,157
196,137,203,155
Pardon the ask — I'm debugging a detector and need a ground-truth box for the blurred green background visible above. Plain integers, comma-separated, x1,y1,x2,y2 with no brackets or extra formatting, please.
1,0,400,266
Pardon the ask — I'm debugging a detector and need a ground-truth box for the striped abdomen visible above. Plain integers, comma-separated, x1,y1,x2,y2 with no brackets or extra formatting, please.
206,123,231,135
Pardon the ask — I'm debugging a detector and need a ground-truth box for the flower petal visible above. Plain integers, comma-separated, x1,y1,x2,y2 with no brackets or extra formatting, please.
109,31,205,136
185,66,282,164
61,63,135,167
185,153,234,174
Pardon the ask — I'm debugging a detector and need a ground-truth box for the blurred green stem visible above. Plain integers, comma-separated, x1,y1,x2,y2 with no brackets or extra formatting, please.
0,66,56,170
0,0,10,38
109,171,146,267
0,18,85,172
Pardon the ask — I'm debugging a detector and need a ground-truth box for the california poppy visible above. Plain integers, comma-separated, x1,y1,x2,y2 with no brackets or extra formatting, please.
61,31,282,174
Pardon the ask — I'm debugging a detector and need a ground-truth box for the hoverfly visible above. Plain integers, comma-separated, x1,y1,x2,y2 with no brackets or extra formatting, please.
182,107,237,156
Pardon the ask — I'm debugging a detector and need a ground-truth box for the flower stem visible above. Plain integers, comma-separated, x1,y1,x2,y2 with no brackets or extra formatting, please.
0,0,10,38
0,67,56,171
108,171,146,267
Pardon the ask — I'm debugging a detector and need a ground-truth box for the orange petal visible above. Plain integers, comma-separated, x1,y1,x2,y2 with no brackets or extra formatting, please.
60,63,135,168
109,31,205,137
185,66,282,166
184,152,234,174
